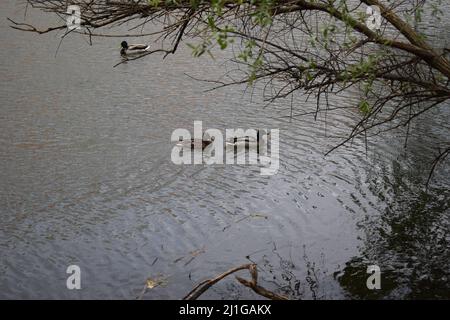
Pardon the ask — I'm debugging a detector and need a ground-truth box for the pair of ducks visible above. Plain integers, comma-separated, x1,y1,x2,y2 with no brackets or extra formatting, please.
178,130,270,152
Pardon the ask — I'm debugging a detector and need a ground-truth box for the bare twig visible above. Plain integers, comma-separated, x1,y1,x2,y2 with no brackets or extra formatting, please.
183,263,288,300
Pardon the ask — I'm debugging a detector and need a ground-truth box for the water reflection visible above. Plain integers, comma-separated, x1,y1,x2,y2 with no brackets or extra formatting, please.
338,181,449,298
338,131,450,299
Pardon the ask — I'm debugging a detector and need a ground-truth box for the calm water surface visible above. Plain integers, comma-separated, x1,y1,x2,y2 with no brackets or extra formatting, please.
0,1,448,299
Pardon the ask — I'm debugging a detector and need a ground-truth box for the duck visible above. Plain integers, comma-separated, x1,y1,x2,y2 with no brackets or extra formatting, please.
120,41,150,56
226,130,270,154
176,136,215,150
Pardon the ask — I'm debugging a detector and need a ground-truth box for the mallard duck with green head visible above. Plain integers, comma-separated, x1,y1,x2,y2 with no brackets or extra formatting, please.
120,41,150,56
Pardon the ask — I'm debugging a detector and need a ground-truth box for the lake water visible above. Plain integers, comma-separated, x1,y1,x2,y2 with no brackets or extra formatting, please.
0,1,448,299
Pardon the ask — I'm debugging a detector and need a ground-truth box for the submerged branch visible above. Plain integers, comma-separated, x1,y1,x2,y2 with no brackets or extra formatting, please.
183,263,288,300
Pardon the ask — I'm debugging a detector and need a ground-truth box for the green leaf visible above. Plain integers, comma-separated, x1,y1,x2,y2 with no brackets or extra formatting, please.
359,100,371,115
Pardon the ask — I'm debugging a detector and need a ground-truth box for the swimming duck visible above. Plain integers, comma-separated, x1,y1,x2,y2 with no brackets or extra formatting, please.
226,130,270,153
120,41,150,55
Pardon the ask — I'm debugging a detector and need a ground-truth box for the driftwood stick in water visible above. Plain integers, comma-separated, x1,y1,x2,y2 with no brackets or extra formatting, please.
183,263,288,300
236,264,288,300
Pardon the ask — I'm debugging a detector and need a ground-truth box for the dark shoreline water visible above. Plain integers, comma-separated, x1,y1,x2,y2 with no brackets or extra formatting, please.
0,1,448,299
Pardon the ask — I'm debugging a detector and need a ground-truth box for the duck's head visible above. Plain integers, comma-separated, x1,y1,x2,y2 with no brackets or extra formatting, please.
121,41,129,49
